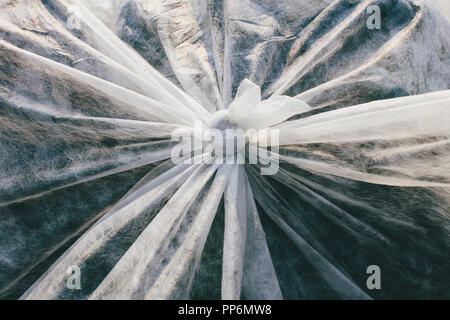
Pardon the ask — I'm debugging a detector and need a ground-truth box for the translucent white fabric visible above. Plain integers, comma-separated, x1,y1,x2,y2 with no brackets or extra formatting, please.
0,0,449,299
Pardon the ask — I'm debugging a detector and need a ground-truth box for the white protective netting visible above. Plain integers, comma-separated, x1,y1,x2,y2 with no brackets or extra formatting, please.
0,0,449,299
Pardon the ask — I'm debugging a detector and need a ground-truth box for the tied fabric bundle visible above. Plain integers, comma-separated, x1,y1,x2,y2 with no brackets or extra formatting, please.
0,0,449,300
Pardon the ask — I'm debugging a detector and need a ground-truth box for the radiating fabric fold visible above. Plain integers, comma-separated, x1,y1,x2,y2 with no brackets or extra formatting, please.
0,0,448,300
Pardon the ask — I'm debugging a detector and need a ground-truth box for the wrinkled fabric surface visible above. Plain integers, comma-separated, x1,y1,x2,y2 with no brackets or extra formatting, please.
0,0,449,299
